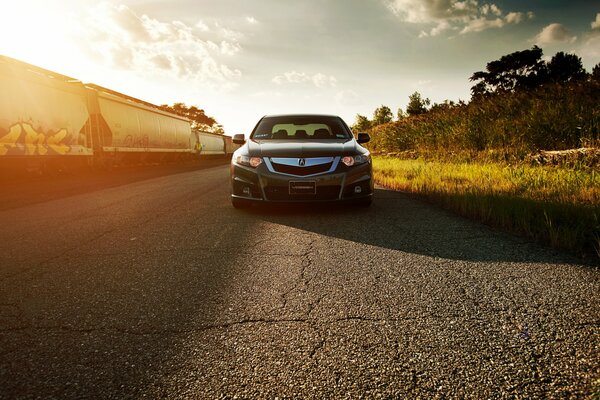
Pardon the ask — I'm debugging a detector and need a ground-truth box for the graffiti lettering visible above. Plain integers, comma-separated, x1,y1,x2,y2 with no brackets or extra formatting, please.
123,134,150,149
0,122,72,156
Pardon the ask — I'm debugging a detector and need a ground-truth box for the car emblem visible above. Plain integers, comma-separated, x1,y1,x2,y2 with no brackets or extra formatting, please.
298,158,306,166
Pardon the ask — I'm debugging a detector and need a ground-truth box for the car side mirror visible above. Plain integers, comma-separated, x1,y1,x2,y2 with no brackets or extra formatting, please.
233,134,246,144
357,133,370,144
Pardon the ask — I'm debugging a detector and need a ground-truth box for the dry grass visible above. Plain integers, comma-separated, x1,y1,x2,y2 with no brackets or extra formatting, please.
373,156,600,260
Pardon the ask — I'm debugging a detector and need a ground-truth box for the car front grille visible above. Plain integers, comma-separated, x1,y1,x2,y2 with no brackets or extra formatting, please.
268,157,335,176
271,163,333,176
264,185,341,201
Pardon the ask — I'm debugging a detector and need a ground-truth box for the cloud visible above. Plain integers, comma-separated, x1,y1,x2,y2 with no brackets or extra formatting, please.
151,54,172,70
419,20,451,38
579,30,600,62
592,13,600,30
195,20,210,32
79,2,243,89
272,71,337,88
385,0,531,37
412,79,432,88
533,23,577,45
505,12,523,24
335,90,360,107
246,16,258,24
460,16,504,34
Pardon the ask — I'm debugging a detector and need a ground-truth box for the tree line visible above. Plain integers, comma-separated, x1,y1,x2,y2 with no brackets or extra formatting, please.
355,46,600,158
159,103,224,135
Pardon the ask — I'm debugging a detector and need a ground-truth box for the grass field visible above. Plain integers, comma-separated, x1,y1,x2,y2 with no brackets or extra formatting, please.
373,156,600,261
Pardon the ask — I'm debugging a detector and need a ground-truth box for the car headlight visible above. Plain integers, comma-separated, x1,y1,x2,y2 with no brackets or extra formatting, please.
342,152,371,167
235,155,262,168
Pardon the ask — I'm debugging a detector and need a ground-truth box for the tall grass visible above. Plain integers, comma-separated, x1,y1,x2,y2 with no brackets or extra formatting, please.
367,80,600,159
373,157,600,260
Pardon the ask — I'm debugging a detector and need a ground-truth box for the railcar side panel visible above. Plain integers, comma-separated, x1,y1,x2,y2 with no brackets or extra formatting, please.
97,92,192,153
197,131,225,155
0,58,93,158
224,135,233,155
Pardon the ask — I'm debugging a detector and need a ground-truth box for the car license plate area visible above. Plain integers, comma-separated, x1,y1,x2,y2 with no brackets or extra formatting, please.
289,181,316,195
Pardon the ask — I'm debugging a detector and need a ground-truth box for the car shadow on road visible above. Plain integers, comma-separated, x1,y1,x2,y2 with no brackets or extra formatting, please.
243,188,586,265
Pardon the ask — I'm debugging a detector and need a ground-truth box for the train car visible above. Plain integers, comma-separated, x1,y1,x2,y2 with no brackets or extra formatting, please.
0,55,236,173
85,84,194,164
191,131,240,158
0,56,94,166
193,130,227,156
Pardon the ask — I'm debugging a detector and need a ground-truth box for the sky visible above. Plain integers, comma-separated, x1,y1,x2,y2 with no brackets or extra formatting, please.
1,1,599,135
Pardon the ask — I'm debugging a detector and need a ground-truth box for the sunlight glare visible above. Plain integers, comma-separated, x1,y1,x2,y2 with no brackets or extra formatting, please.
0,1,88,77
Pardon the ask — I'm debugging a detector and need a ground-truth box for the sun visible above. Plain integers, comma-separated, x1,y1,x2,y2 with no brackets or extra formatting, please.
0,0,90,78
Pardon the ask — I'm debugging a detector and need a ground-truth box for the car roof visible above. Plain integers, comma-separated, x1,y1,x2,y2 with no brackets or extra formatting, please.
262,113,341,119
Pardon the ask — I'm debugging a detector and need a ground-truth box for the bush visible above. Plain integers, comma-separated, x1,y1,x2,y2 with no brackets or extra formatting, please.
365,80,600,160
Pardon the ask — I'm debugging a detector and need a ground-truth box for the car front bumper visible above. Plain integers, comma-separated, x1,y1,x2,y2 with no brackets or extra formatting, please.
231,160,373,203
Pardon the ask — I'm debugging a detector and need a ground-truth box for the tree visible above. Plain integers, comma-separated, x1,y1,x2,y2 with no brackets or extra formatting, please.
372,105,393,125
470,46,547,96
429,100,456,113
397,108,406,120
406,92,430,116
159,103,222,134
547,52,587,83
352,114,372,131
592,63,600,82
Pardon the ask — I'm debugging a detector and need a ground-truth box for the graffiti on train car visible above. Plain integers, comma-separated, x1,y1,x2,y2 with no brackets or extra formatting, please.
124,134,150,149
0,122,72,156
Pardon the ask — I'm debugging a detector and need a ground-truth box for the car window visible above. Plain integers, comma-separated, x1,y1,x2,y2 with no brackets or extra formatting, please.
252,116,351,140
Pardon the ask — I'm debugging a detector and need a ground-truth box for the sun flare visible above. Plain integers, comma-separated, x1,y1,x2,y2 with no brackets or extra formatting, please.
0,1,91,78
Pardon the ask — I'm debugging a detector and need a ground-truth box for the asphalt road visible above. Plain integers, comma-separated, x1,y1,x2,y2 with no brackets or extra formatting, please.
0,164,598,399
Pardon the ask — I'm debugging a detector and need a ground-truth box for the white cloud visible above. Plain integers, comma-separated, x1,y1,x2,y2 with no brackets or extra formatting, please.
79,2,242,89
195,20,210,32
419,20,451,38
489,4,501,16
533,23,577,45
312,73,337,88
246,16,258,24
505,12,523,24
335,90,360,107
272,71,337,88
592,13,600,30
219,40,241,56
460,17,504,34
385,0,531,37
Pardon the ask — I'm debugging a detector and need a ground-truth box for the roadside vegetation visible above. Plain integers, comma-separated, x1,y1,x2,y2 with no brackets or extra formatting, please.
355,47,600,260
159,102,225,134
373,157,598,259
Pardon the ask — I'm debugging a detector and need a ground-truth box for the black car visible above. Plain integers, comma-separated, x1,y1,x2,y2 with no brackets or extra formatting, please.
230,114,373,208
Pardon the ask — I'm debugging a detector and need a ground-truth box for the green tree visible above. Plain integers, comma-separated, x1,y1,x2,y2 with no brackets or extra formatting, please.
547,52,587,83
352,114,372,131
372,105,393,126
159,103,222,134
397,108,406,120
406,92,430,116
470,46,546,96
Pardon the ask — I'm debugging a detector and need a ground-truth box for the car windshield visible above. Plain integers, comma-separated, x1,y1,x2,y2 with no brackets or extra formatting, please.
251,116,352,141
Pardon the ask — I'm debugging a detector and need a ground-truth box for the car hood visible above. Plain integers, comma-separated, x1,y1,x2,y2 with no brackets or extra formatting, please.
247,140,358,157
